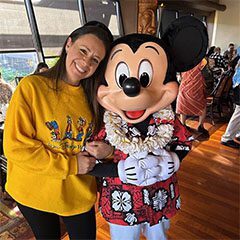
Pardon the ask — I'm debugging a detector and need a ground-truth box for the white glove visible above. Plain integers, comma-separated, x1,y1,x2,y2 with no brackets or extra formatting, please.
117,149,180,186
117,151,162,186
152,149,180,181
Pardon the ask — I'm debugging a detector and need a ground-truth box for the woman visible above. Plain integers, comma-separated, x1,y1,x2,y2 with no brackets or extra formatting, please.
3,22,113,240
176,58,210,139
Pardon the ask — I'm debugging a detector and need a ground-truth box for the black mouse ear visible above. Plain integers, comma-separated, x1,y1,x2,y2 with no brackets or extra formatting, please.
162,16,208,72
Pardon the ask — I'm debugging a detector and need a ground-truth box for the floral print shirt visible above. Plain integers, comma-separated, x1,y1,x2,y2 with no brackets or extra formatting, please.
95,116,192,226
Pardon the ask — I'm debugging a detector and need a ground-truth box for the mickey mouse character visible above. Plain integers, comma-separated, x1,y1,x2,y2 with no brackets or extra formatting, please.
88,16,208,240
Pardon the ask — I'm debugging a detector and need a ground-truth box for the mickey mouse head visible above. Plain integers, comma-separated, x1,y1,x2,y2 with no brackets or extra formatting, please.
98,16,208,124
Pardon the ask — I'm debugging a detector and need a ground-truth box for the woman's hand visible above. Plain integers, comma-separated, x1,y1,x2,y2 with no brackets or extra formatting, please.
85,141,113,160
76,151,96,174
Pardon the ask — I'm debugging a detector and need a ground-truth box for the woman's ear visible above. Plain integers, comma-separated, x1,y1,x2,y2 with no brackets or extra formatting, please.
65,37,73,53
162,16,208,72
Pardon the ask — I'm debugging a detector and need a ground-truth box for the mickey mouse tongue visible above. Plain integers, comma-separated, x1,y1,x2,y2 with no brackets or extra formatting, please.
125,110,145,119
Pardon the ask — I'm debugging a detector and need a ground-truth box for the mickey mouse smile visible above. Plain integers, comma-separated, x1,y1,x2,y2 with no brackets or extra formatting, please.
124,110,145,119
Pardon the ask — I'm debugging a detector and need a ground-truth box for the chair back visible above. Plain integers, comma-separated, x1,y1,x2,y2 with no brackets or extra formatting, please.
212,69,234,98
206,69,234,125
222,77,232,97
15,76,23,86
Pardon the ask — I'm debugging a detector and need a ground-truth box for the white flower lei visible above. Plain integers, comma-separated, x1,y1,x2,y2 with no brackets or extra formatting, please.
104,107,175,155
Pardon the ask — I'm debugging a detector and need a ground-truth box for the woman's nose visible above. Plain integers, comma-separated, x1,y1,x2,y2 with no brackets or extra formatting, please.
82,56,91,67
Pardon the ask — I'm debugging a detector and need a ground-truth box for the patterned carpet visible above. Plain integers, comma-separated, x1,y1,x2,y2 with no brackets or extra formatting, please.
0,192,68,240
0,194,34,240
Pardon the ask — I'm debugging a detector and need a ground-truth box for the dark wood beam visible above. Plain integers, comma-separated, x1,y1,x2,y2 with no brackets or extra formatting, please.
158,0,226,13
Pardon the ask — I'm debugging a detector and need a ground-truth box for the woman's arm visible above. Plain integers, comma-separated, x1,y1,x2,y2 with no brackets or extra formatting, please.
85,140,118,177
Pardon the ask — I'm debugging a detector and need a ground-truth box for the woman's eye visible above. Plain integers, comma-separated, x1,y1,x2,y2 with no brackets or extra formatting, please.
115,62,130,88
80,49,87,55
138,60,153,87
92,58,99,65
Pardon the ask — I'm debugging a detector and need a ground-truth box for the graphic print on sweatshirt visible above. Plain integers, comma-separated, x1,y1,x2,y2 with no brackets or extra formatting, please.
45,115,93,150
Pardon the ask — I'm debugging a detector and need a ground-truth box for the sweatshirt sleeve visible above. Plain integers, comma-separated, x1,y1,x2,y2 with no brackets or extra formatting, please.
3,79,78,180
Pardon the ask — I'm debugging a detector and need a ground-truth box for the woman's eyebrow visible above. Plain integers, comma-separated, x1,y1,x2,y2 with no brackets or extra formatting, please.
80,45,90,52
110,49,122,60
145,45,159,55
80,45,101,59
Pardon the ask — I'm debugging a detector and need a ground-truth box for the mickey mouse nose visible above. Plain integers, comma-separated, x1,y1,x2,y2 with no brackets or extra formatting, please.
122,77,141,97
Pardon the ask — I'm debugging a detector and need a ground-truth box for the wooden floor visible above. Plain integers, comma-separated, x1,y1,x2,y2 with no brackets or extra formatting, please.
94,121,240,240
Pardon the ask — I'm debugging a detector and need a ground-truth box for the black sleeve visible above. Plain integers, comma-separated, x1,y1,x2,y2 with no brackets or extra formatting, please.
88,162,119,177
173,150,189,161
168,143,191,162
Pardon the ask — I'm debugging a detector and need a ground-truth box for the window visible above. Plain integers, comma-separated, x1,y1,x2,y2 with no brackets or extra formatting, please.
0,0,35,51
0,1,38,84
32,0,82,58
0,0,124,84
0,52,38,86
45,57,59,68
82,0,122,37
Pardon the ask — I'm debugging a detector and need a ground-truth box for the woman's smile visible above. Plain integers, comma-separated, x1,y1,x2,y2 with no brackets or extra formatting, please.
74,61,88,74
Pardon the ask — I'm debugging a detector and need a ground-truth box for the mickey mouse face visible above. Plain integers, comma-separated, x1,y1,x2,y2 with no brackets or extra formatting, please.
97,16,208,124
97,41,178,124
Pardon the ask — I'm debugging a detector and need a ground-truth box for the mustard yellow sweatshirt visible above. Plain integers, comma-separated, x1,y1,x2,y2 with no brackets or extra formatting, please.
3,75,97,216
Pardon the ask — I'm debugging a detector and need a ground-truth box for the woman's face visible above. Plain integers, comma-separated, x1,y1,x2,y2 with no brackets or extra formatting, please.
65,34,106,86
39,67,49,73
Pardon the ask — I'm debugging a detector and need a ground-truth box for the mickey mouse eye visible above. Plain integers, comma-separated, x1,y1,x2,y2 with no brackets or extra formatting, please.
138,60,153,88
115,62,130,88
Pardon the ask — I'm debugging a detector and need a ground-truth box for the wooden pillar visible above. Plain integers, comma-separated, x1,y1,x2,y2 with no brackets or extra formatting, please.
137,0,158,35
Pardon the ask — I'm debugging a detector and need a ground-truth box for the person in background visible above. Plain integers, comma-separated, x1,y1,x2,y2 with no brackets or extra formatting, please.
34,62,49,73
206,46,216,58
202,46,216,96
3,22,114,240
209,47,228,88
221,51,240,149
223,43,237,62
0,72,13,122
206,46,216,74
176,58,210,139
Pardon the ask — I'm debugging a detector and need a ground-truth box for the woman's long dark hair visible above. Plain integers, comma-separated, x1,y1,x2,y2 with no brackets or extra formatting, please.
38,22,113,134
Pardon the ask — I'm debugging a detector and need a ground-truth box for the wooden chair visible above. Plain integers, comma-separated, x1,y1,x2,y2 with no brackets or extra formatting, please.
206,69,234,125
222,76,234,112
